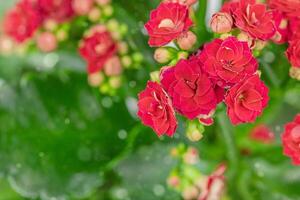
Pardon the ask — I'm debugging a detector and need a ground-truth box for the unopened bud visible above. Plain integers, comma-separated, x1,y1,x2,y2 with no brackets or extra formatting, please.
43,19,57,31
56,30,68,41
290,67,300,80
150,71,160,82
186,120,205,142
109,76,122,89
177,31,197,50
183,147,199,165
88,72,104,87
96,0,111,6
118,42,128,55
154,47,173,64
182,186,199,200
0,36,14,55
210,12,233,34
73,0,94,15
237,32,255,48
103,5,113,17
37,32,57,52
121,56,132,68
104,56,123,76
88,7,101,22
167,175,180,188
254,40,267,51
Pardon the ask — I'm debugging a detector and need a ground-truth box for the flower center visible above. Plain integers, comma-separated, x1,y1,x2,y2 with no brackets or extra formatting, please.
158,19,176,29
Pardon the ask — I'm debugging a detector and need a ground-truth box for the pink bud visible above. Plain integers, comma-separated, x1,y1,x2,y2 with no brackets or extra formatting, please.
154,48,172,64
290,67,300,80
88,72,104,87
95,0,111,6
104,56,123,76
210,12,233,34
73,0,94,15
177,31,197,50
88,7,101,22
37,32,57,52
167,176,180,188
182,186,199,200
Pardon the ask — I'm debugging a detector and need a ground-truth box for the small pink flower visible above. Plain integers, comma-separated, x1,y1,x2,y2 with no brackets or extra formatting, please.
72,0,94,15
160,58,218,120
225,75,269,125
286,38,300,68
3,0,42,43
233,0,276,40
250,124,275,144
198,37,258,88
137,81,178,137
38,0,74,22
144,2,193,47
79,27,117,74
282,114,300,165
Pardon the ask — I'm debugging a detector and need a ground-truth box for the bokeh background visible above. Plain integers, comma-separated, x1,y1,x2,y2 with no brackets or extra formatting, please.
0,0,300,200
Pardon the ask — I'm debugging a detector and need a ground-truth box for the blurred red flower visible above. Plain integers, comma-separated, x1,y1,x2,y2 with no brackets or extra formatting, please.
250,124,275,144
144,2,193,47
137,81,178,137
38,0,74,22
282,114,300,165
3,0,42,43
79,27,117,74
225,75,269,125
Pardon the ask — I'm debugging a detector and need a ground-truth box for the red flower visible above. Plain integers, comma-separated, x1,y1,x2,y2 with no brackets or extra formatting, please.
233,0,275,40
137,81,177,137
3,0,42,43
38,0,74,22
79,26,117,74
198,37,258,88
225,75,269,125
282,114,300,165
288,18,300,41
144,2,193,47
271,10,289,44
250,124,275,144
286,38,300,68
221,1,239,15
160,58,218,120
268,0,300,19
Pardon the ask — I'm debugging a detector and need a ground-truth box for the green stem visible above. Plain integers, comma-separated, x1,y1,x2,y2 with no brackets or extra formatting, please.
216,111,239,179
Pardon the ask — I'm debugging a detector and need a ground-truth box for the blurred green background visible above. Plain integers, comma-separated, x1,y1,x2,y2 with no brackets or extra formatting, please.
0,1,300,200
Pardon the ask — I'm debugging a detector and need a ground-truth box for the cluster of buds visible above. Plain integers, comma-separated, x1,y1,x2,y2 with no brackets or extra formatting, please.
167,144,227,200
1,0,142,95
138,0,272,138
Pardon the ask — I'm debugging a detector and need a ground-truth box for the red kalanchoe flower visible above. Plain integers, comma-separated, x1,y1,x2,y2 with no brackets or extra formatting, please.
79,26,117,74
198,164,226,200
137,81,178,137
225,75,269,125
268,0,300,19
144,2,193,47
250,124,275,144
233,0,276,40
288,18,300,41
38,0,74,22
286,38,300,68
271,10,289,44
160,58,218,120
3,0,42,43
282,114,300,165
198,37,258,88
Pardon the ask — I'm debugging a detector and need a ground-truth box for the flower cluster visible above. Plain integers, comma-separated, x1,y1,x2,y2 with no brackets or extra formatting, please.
2,0,142,95
167,145,227,200
138,1,270,137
